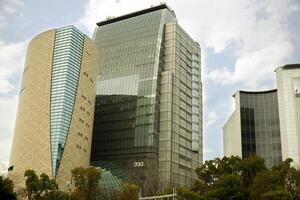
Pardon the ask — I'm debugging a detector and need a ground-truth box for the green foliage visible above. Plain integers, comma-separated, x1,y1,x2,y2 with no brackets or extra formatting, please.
194,155,300,200
286,167,300,199
250,170,283,199
71,166,101,200
157,187,201,200
157,186,173,195
250,158,295,199
24,169,62,200
0,176,16,200
261,190,290,200
177,187,202,200
239,155,266,187
42,190,70,200
195,156,242,187
24,170,40,200
114,182,139,200
205,174,248,200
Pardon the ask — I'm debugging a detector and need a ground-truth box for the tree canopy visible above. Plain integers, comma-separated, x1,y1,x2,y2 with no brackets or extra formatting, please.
114,182,139,200
24,169,61,200
7,156,300,200
0,176,16,200
194,155,300,200
71,166,101,200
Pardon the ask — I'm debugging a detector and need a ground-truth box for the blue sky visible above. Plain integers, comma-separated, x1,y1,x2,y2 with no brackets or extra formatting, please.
0,0,300,172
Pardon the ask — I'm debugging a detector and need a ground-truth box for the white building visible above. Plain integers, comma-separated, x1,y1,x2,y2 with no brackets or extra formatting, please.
276,64,300,167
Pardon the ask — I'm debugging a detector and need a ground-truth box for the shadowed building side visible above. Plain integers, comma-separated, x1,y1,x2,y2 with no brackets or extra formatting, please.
8,26,98,190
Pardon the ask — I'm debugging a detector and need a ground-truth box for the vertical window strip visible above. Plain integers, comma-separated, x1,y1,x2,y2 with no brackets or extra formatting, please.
191,54,201,152
50,26,84,176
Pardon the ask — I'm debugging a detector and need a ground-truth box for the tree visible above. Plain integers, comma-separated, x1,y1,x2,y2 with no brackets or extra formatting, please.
250,158,297,200
286,167,300,200
42,190,70,200
156,187,201,200
177,187,202,200
71,166,101,200
194,155,244,199
24,170,40,200
195,156,242,188
261,190,290,200
240,155,266,187
0,176,16,200
205,174,248,200
127,167,160,196
37,173,58,199
193,156,300,200
15,187,27,200
114,183,139,200
24,169,60,200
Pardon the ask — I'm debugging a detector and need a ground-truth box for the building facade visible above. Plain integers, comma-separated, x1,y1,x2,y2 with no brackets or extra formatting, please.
91,4,202,189
9,26,98,189
276,64,300,166
223,90,282,168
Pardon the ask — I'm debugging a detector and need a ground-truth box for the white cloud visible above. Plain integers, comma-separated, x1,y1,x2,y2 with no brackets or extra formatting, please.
77,0,161,35
0,0,24,27
206,67,233,85
0,159,9,177
0,80,14,94
0,96,18,167
199,0,297,88
78,0,298,88
205,111,219,128
0,40,26,164
0,40,27,94
207,39,293,88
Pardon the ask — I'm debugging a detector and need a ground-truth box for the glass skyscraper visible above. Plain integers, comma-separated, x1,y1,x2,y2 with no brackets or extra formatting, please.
223,90,282,168
91,4,202,189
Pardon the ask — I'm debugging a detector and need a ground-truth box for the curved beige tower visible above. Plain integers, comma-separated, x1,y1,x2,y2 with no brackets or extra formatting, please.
9,26,98,190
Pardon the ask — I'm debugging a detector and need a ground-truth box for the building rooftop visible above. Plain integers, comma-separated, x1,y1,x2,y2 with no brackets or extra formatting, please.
233,89,277,97
96,4,176,26
281,63,300,70
275,63,300,72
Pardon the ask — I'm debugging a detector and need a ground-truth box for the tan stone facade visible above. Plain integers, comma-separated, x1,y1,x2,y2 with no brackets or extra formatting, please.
9,30,55,189
8,27,98,190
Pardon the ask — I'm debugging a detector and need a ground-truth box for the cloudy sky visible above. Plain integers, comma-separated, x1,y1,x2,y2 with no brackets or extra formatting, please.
0,0,299,170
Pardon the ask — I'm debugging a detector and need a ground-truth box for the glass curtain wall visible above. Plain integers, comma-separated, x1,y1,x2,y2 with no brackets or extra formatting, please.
92,7,176,171
239,90,282,168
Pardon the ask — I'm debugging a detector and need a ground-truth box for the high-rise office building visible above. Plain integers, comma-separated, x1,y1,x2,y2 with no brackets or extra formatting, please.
91,4,202,189
9,26,98,189
276,64,300,166
223,90,282,168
